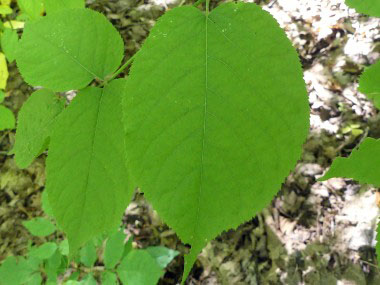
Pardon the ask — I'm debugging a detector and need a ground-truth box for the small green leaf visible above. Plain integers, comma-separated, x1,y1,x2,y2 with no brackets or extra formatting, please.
23,217,56,236
45,250,63,278
59,239,70,256
104,230,126,269
80,274,97,285
0,105,15,131
79,241,97,267
0,256,35,285
44,0,85,15
28,273,42,285
346,0,380,17
319,138,380,186
358,60,380,109
117,250,164,285
17,0,43,20
1,28,18,62
13,89,65,169
29,242,58,259
17,9,124,91
146,246,179,269
46,80,131,252
101,271,118,285
0,90,4,103
0,5,12,15
42,190,55,217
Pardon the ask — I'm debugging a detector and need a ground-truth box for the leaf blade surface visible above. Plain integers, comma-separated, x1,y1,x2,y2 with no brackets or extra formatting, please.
17,9,124,91
123,2,309,278
46,79,131,251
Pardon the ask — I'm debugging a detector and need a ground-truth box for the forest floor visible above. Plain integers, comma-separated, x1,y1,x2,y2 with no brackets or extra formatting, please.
1,0,380,284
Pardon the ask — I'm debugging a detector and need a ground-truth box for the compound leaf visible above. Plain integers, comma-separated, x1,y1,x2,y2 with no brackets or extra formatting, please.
1,28,19,62
320,137,380,186
23,217,56,236
46,79,131,252
117,250,163,285
123,2,309,279
13,89,65,169
44,0,85,15
346,0,380,17
358,60,380,109
17,9,124,92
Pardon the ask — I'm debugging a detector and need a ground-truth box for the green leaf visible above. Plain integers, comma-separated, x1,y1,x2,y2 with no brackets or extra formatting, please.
346,0,380,17
358,60,380,109
17,9,124,92
0,90,4,103
319,137,380,186
80,274,97,285
17,0,43,20
123,2,309,279
104,229,126,269
44,0,85,15
23,217,56,236
27,273,42,285
45,250,63,278
117,250,163,285
1,28,19,62
0,105,15,131
79,240,97,267
101,271,118,285
146,246,179,269
376,222,380,265
13,89,65,169
42,190,55,217
59,239,70,256
46,79,131,252
0,5,12,15
29,242,58,260
0,256,35,285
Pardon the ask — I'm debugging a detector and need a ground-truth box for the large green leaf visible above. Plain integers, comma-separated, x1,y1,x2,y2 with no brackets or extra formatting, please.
46,79,131,252
44,0,85,15
1,28,19,62
117,250,163,285
358,60,380,109
320,137,380,186
17,9,124,92
123,2,309,279
346,0,380,17
13,89,65,169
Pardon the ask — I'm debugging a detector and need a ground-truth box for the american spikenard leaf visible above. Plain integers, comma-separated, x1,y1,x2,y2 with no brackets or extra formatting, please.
319,137,380,186
44,0,85,15
16,8,124,92
358,60,380,109
46,79,131,252
346,0,380,17
123,2,309,280
13,89,65,169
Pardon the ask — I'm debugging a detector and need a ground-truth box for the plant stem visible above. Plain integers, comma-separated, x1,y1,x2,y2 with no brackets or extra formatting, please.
193,0,206,7
100,55,135,87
